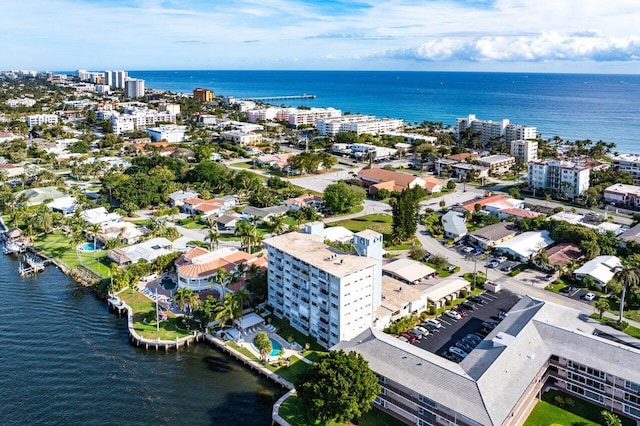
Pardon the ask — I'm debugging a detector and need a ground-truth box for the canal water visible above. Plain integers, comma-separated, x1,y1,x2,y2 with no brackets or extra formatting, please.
0,253,281,425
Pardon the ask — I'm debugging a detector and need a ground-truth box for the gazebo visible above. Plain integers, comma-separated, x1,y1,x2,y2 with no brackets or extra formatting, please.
235,313,265,331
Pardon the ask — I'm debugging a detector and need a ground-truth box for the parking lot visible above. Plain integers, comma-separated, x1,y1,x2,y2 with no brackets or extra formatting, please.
557,284,599,305
412,290,521,359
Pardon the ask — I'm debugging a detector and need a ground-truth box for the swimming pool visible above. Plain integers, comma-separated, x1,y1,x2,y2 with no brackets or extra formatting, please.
253,337,283,357
77,242,98,252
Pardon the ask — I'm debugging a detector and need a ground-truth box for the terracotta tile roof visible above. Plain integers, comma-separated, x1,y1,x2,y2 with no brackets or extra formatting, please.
546,243,583,267
423,176,442,191
460,194,508,212
499,208,543,219
358,167,420,189
176,249,256,278
448,153,478,162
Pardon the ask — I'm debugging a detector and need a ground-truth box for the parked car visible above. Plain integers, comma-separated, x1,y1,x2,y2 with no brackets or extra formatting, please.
482,321,498,331
496,256,508,264
448,346,468,359
500,264,514,273
397,335,409,343
422,252,432,261
444,352,464,363
444,309,462,320
407,330,423,340
462,246,475,253
400,332,416,343
451,307,468,317
424,319,442,329
461,301,475,311
455,341,474,353
544,274,555,281
498,310,508,321
469,295,485,304
414,326,429,337
559,286,576,294
465,334,482,346
446,264,457,272
487,261,500,268
461,336,479,348
583,292,596,301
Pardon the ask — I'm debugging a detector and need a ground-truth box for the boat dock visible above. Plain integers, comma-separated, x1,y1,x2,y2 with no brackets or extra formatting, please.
242,94,316,102
19,254,48,277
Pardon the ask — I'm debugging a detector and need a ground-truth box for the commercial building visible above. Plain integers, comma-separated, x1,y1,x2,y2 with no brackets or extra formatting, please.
335,296,640,426
124,78,145,98
527,159,591,197
612,154,640,185
264,222,383,349
26,114,58,128
193,87,214,102
510,139,538,162
604,183,640,209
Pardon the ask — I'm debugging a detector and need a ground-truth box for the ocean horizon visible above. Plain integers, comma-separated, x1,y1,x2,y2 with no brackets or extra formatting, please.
120,70,640,155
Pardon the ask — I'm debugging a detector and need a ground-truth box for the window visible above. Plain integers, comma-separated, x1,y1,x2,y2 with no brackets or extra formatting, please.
626,380,640,393
418,395,437,408
625,392,640,406
624,404,640,419
568,361,606,380
567,372,605,391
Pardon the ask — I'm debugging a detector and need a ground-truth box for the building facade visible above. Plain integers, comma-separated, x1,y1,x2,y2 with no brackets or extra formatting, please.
317,115,403,136
505,124,537,143
612,154,640,185
456,115,536,145
124,78,145,98
264,223,383,349
527,159,591,197
510,139,538,163
604,183,640,208
26,114,58,128
193,87,214,102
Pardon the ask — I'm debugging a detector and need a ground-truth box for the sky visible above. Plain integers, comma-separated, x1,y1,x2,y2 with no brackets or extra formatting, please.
2,0,640,73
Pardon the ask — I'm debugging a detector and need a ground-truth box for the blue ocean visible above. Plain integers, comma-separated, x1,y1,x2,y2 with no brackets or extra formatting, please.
129,70,640,154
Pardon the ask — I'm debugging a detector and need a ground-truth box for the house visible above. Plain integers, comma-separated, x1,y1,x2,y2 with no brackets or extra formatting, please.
357,167,427,195
441,211,467,241
98,221,144,245
382,258,437,285
107,237,174,266
497,207,544,221
241,205,289,222
168,190,200,207
284,194,323,211
456,194,523,214
468,222,518,250
16,186,68,207
422,176,443,193
181,197,229,218
494,230,554,262
256,153,296,170
215,213,242,231
619,223,640,246
450,162,489,180
80,207,122,226
447,152,478,163
46,196,77,215
544,243,583,271
573,255,622,287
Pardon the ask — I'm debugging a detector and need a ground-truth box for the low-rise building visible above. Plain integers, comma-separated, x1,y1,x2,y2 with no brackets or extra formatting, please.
510,139,538,162
478,154,516,175
317,115,403,136
220,130,263,146
374,276,428,330
442,211,467,241
284,194,323,211
545,243,583,271
107,237,174,266
423,277,472,309
604,183,640,208
612,153,640,185
573,255,622,287
80,207,122,226
358,167,429,195
528,159,591,197
382,258,437,285
494,230,554,262
468,223,518,250
146,125,186,143
26,114,58,128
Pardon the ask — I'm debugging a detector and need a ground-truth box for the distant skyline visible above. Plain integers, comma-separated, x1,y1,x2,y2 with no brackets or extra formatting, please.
2,0,640,73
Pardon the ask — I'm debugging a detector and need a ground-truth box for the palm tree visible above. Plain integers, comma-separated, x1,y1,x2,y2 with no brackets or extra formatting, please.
267,215,286,235
88,223,102,257
174,287,198,313
214,293,242,327
613,264,639,323
205,223,220,251
233,288,251,310
595,298,610,319
209,267,232,300
601,410,622,426
235,220,252,251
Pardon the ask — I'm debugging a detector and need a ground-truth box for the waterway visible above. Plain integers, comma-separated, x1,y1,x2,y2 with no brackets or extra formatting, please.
0,253,281,425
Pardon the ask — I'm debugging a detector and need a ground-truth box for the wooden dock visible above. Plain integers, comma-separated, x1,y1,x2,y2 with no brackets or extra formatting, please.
19,254,47,277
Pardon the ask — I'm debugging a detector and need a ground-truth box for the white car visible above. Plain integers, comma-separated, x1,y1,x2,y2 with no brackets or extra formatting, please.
462,246,475,253
583,292,596,301
496,256,508,264
425,319,442,329
444,310,462,320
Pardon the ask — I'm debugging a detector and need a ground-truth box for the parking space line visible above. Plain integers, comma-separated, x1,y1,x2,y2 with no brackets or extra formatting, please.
438,318,453,326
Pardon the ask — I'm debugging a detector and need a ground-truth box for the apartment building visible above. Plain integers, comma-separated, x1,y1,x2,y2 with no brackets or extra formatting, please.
527,159,590,197
105,70,128,89
124,78,145,98
26,114,58,128
317,115,403,136
510,139,538,162
478,154,516,175
335,296,640,426
107,108,177,135
220,130,263,146
612,154,640,185
264,222,383,349
604,183,640,208
5,98,36,107
456,115,536,145
146,125,186,143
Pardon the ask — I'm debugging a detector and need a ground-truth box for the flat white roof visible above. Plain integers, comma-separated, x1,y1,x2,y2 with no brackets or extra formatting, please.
424,277,470,302
495,230,554,259
382,258,436,283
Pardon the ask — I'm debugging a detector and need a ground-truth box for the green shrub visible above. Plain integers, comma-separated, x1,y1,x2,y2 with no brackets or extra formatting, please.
553,395,565,406
606,320,629,331
460,289,468,298
428,306,436,315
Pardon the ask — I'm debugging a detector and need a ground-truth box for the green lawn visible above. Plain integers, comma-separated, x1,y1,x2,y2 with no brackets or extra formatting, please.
226,341,312,383
328,213,392,238
31,232,110,278
181,220,207,230
279,394,406,426
119,291,193,340
229,161,254,169
589,314,640,339
524,390,635,426
267,316,325,351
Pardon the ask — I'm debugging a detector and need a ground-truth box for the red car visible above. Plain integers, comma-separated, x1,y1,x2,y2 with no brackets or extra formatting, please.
452,307,468,317
400,332,417,343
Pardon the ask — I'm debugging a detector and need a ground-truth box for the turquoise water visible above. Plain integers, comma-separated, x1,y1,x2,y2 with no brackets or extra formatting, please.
253,337,283,357
78,242,97,252
126,70,640,154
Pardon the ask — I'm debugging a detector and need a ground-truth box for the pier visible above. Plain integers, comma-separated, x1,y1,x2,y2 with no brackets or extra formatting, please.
242,94,316,102
19,254,47,277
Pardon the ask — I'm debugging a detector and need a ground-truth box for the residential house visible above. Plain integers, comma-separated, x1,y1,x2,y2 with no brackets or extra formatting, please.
441,211,467,242
468,223,518,250
284,193,323,211
573,255,622,287
357,167,429,195
494,230,554,262
241,205,289,222
497,208,544,221
215,213,242,231
98,221,144,245
80,207,122,227
46,196,77,215
107,237,174,266
456,194,523,214
544,243,584,271
168,190,200,207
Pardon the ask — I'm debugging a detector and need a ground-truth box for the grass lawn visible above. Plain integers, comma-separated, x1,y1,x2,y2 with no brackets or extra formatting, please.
32,232,110,278
268,316,325,351
524,390,635,426
589,314,640,339
507,262,530,277
181,220,207,230
328,213,392,238
229,161,254,169
119,291,192,340
226,341,312,383
279,394,406,426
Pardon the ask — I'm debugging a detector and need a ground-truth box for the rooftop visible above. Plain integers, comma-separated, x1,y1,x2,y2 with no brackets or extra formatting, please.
382,258,436,283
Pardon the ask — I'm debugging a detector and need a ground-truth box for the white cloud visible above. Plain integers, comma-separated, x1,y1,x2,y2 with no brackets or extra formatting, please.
385,32,640,63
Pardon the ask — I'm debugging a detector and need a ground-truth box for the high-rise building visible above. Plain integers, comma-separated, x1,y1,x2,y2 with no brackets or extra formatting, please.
511,139,538,162
193,87,214,102
456,114,536,145
264,222,383,349
124,78,145,98
105,70,128,89
505,123,537,143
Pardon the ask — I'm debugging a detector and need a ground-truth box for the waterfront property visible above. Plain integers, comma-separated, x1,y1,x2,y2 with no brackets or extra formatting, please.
334,296,640,426
264,222,383,349
527,159,591,197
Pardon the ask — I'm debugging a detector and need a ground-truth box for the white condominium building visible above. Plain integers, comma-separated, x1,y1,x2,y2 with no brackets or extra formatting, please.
105,70,128,89
107,108,176,135
247,106,342,126
124,78,145,98
264,222,383,349
511,139,538,162
612,154,640,185
6,98,36,107
528,159,590,197
317,115,403,136
456,114,536,145
146,125,187,143
26,114,58,128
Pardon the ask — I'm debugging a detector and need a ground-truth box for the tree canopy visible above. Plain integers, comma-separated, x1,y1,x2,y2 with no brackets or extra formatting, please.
323,182,366,214
296,350,381,423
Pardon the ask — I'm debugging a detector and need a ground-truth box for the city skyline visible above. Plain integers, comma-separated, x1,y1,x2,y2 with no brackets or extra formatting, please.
2,0,640,73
